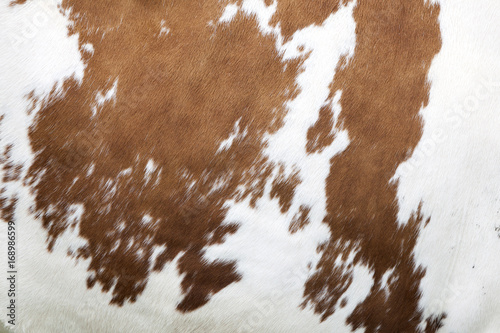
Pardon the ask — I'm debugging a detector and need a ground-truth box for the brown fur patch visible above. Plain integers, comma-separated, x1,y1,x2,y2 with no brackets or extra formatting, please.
270,0,349,40
0,196,17,222
0,144,21,222
270,167,301,213
302,0,443,331
20,0,302,311
425,314,446,332
306,104,336,154
289,205,311,234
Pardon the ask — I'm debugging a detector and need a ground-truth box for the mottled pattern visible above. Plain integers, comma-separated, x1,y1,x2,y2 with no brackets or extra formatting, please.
5,0,500,332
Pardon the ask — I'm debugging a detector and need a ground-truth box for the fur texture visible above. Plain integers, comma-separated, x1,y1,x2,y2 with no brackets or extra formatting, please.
1,0,500,332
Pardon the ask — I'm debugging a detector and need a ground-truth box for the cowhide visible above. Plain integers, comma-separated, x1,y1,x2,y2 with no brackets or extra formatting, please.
1,0,500,332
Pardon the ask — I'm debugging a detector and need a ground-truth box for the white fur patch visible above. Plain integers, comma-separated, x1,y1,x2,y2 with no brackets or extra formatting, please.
395,0,500,331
